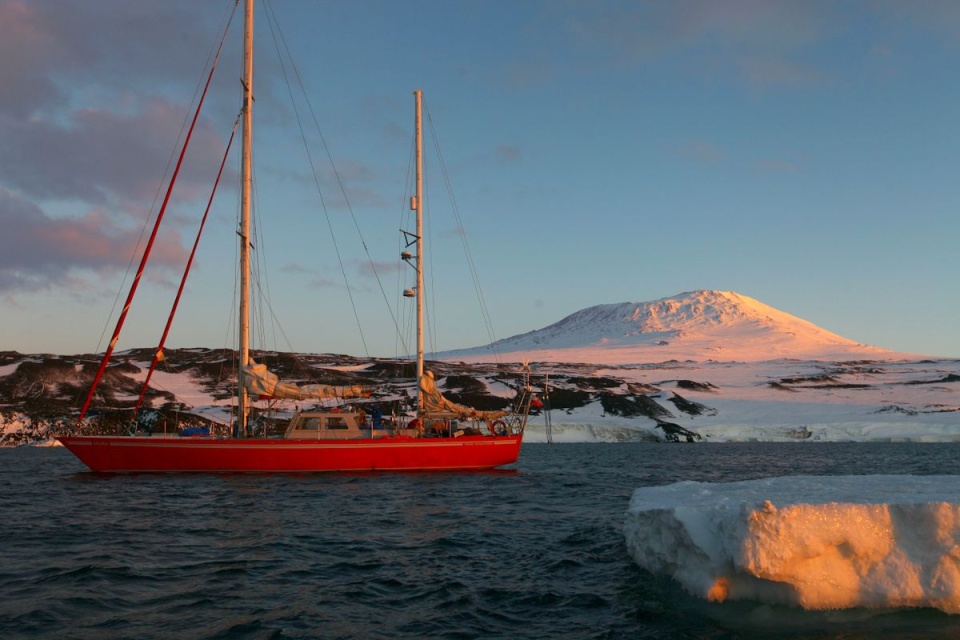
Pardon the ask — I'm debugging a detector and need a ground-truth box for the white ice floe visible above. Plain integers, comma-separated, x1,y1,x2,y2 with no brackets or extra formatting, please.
624,475,960,613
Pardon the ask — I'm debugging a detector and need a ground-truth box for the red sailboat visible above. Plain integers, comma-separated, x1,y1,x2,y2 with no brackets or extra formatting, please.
58,0,534,472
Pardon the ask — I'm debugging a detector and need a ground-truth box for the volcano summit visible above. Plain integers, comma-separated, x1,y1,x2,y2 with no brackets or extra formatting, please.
445,290,900,364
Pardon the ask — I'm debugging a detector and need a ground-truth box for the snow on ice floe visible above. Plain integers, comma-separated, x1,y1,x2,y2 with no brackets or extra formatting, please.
624,475,960,613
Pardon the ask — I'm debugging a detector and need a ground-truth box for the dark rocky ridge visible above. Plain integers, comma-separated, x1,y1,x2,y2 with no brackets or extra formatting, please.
0,348,718,445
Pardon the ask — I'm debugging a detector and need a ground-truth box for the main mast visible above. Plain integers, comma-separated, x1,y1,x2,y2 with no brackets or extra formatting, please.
237,0,254,436
413,90,424,417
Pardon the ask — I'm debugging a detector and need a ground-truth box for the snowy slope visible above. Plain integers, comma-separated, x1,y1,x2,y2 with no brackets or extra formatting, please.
2,288,956,446
521,358,960,443
443,290,902,364
3,349,960,445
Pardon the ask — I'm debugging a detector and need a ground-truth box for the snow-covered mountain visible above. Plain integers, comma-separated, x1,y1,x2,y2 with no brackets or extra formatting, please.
444,290,900,364
0,291,948,447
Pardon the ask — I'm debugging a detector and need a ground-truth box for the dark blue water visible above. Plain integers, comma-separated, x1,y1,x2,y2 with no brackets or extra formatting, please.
3,443,960,639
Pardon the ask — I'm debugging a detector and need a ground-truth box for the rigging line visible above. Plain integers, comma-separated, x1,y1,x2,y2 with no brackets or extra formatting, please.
424,103,502,362
259,297,298,354
228,194,240,414
247,159,330,391
83,0,239,411
249,172,323,389
249,121,284,361
76,5,239,427
423,162,438,358
132,115,242,420
226,142,241,411
250,141,274,354
425,107,498,354
249,148,263,351
253,296,337,394
395,135,418,359
264,1,411,360
262,1,369,357
89,1,239,364
249,129,306,376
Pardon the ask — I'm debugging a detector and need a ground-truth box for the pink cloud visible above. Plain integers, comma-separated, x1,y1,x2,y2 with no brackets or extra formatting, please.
0,1,71,117
0,189,187,293
0,1,238,300
0,1,237,204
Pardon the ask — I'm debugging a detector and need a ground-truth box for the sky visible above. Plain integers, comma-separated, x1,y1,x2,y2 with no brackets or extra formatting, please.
3,0,960,359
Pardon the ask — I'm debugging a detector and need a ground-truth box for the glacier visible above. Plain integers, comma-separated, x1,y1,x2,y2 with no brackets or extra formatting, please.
624,475,960,613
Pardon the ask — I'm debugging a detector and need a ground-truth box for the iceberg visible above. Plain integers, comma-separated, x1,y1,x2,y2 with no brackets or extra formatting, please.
624,475,960,613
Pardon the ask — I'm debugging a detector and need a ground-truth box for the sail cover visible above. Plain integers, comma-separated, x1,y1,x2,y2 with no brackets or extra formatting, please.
419,370,508,420
243,361,366,401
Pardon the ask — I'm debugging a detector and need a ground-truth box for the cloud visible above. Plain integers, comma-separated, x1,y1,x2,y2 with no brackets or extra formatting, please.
560,0,837,88
0,1,225,119
0,1,63,118
495,144,522,164
352,258,402,279
678,139,725,164
288,258,402,287
281,262,313,275
0,188,187,293
269,157,388,212
504,59,554,91
737,57,826,89
307,277,342,290
556,1,960,90
0,1,237,298
873,0,960,40
0,101,228,208
756,158,801,173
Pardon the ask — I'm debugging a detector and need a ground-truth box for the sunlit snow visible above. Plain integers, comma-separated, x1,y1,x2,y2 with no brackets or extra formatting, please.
624,475,960,613
445,291,911,365
6,289,960,444
520,357,960,443
7,356,960,444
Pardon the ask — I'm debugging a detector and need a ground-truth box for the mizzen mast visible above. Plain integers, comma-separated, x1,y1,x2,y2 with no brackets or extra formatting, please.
413,90,425,417
401,91,426,418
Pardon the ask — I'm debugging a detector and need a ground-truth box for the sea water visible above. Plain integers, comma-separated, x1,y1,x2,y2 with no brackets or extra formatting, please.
3,443,960,640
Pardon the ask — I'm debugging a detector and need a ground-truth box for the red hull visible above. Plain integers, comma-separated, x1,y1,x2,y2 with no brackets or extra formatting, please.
56,434,523,473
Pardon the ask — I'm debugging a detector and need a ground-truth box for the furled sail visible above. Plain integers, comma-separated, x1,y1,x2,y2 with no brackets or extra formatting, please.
419,370,508,419
243,361,366,401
